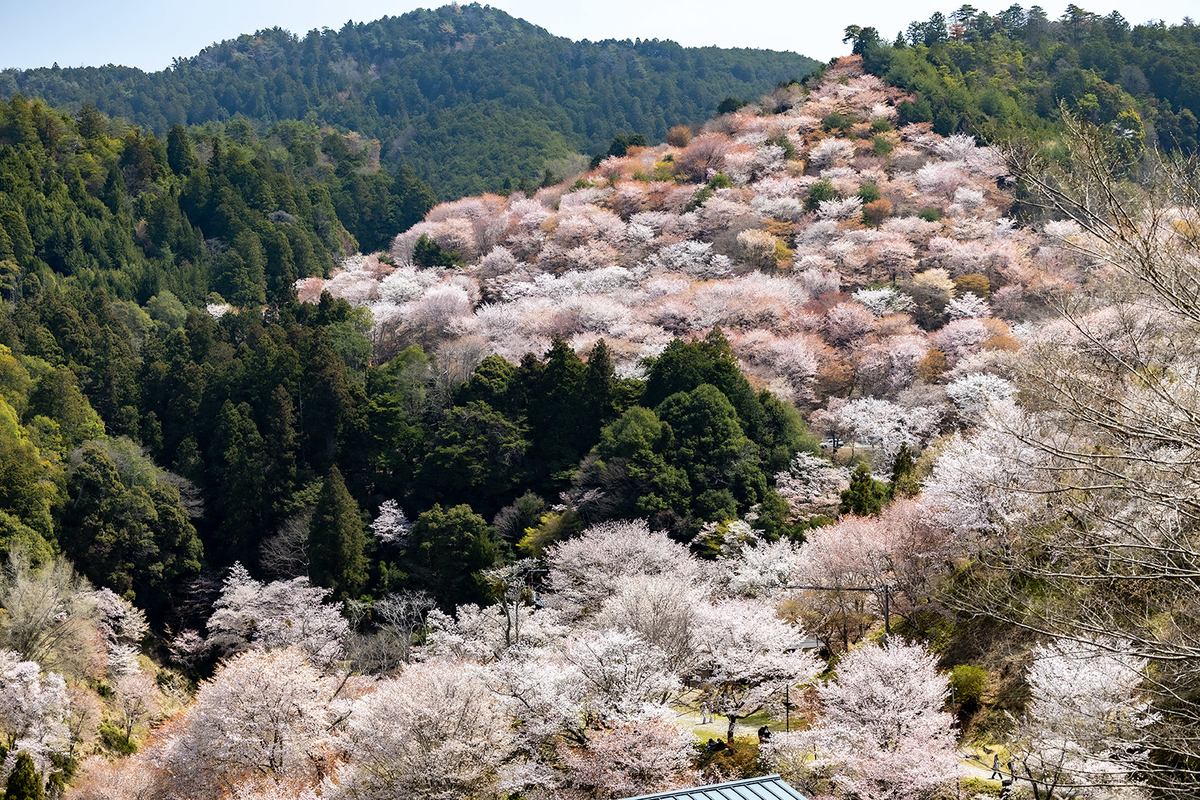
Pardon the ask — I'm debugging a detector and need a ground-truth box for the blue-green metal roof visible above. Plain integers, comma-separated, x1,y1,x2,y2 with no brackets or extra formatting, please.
620,775,809,800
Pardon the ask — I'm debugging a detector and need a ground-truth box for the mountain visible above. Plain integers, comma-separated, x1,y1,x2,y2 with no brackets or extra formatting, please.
0,4,821,198
843,5,1199,152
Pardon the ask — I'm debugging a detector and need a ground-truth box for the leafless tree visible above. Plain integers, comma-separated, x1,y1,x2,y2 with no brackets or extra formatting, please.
948,114,1200,796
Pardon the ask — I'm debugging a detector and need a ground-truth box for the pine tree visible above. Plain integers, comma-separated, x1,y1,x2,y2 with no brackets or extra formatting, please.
3,753,44,800
840,463,887,516
308,465,368,599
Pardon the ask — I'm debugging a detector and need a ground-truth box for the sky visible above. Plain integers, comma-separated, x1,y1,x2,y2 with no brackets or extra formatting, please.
1,0,1196,72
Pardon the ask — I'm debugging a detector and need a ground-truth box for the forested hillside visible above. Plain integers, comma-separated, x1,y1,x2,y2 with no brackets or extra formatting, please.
0,95,437,305
843,4,1199,151
0,4,820,197
2,8,1200,799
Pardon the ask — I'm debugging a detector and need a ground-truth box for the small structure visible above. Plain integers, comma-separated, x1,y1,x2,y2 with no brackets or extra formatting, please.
620,775,809,800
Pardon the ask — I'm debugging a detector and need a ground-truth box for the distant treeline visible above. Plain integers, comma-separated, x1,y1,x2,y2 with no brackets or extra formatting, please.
0,4,821,198
841,5,1199,152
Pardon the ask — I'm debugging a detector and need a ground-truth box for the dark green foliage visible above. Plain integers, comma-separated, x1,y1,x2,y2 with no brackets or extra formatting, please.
717,97,750,114
98,722,137,756
888,443,920,499
0,5,820,198
412,234,464,269
568,331,813,539
413,401,531,515
0,96,363,306
804,180,837,212
3,752,43,800
950,664,989,714
840,463,888,516
309,465,368,599
858,6,1200,153
821,111,857,134
856,182,881,203
60,440,203,608
607,133,648,158
406,503,498,605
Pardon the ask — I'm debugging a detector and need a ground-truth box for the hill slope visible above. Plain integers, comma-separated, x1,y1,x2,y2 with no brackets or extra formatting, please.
846,4,1199,152
0,4,821,198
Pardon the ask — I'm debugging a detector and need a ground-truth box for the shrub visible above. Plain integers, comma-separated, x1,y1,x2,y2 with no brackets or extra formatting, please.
100,722,137,755
666,125,693,147
954,273,991,298
822,111,857,134
918,207,943,222
950,664,988,713
862,198,893,227
917,348,948,382
413,234,464,268
804,180,838,213
857,182,881,203
871,134,895,156
707,172,734,189
870,117,894,133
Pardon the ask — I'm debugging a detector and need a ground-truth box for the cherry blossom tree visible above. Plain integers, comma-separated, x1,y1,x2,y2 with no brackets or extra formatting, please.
333,660,514,800
205,563,349,669
818,196,864,222
554,712,697,800
63,686,100,758
809,138,856,169
836,397,942,471
370,500,412,547
425,603,568,662
561,629,680,716
768,641,958,800
1009,639,1156,800
161,647,340,798
592,574,708,676
545,520,702,617
69,753,161,800
920,404,1045,539
0,650,69,771
112,671,160,741
0,552,101,679
774,452,850,522
824,302,875,346
945,292,991,320
722,537,805,598
348,590,435,672
945,373,1015,424
692,599,822,741
674,134,731,181
92,588,148,677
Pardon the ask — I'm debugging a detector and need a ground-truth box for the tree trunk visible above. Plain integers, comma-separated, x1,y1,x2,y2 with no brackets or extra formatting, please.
726,714,737,743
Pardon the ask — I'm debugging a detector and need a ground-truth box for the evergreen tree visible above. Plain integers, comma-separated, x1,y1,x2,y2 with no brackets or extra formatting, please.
166,124,198,174
3,752,44,800
308,465,368,599
406,503,497,605
840,463,888,516
889,443,920,499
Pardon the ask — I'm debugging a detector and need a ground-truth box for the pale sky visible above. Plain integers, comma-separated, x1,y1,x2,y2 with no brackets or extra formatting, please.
1,0,1196,72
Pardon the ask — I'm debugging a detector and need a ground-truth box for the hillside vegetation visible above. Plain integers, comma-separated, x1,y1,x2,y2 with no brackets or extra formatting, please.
0,3,820,197
1,10,1198,800
844,4,1199,152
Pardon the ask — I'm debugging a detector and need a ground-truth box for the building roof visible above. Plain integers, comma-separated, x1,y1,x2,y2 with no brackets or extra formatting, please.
620,775,809,800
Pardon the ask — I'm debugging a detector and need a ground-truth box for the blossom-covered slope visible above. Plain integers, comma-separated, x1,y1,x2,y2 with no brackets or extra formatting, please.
301,56,1081,477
